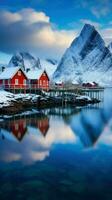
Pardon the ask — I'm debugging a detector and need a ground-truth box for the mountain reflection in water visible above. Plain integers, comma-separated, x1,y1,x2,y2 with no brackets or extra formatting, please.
0,89,112,200
0,89,112,165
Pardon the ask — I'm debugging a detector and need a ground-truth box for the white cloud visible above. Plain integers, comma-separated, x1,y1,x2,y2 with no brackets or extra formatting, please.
0,8,111,60
0,10,22,25
18,8,50,24
0,8,76,59
101,28,112,44
91,7,110,18
0,117,77,165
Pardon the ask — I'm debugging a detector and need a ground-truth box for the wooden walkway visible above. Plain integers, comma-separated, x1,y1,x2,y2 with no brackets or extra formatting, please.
2,85,104,101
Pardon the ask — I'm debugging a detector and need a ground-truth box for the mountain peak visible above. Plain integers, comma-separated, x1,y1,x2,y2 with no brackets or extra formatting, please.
70,24,104,55
53,24,112,85
8,51,42,70
82,23,95,31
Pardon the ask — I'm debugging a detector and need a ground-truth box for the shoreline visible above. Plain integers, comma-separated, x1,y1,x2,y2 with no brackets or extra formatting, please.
0,92,100,116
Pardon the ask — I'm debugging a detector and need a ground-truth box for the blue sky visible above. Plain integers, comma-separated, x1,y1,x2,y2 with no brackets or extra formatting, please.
0,0,112,63
1,0,112,28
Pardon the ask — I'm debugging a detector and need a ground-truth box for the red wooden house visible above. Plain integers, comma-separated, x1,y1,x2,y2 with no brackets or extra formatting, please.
0,67,28,89
82,82,99,88
27,69,49,90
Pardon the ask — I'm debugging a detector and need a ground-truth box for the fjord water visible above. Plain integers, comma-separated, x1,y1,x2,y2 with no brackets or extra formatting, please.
0,89,112,200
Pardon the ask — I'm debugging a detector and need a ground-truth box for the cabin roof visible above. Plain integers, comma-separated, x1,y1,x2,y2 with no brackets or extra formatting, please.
55,80,63,84
0,67,26,80
27,69,48,80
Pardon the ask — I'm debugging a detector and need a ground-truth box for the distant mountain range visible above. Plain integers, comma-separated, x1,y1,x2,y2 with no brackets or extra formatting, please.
53,24,112,85
8,52,58,77
9,52,41,70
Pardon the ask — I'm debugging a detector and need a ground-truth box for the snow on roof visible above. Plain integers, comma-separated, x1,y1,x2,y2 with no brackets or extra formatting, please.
27,69,46,80
0,67,21,79
83,81,97,85
55,80,63,84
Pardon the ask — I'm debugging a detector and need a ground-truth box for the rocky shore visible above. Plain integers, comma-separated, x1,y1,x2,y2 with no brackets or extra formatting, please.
0,90,100,115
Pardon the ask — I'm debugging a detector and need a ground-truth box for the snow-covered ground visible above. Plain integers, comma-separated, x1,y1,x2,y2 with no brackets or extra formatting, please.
0,90,40,108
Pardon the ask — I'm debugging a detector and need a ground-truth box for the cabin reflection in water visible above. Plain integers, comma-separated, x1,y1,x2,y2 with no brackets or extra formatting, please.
0,101,108,148
0,114,50,142
10,119,27,141
30,115,49,137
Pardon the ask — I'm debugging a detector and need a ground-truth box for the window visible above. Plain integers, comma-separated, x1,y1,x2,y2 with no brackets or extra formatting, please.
23,79,26,85
18,71,21,76
15,79,18,85
43,73,46,76
40,80,42,85
15,124,19,130
43,80,46,85
3,80,5,85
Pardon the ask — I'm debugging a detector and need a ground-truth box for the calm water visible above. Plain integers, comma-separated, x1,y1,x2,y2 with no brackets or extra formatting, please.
0,89,112,200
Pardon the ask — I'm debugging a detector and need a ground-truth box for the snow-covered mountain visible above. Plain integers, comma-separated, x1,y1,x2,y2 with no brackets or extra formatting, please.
53,24,112,85
9,52,42,71
46,59,58,65
8,52,58,78
40,59,58,77
108,42,112,54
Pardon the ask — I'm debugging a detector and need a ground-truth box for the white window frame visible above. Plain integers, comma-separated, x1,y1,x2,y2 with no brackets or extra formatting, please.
3,80,5,85
40,80,42,86
23,79,26,85
8,80,10,85
15,79,18,85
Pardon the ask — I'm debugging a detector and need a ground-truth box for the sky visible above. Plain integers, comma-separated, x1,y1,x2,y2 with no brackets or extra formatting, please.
0,0,112,63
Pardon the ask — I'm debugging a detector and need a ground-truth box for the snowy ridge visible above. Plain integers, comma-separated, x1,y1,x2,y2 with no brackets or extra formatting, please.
53,24,112,85
8,52,58,78
40,59,57,77
108,42,112,54
9,52,42,71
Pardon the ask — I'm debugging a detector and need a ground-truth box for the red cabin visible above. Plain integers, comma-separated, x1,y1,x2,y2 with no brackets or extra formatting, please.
0,67,28,89
82,82,99,88
27,69,49,90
